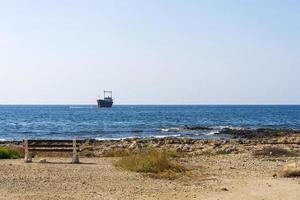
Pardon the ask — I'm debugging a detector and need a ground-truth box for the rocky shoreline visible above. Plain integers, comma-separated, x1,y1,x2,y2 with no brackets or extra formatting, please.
1,129,300,157
216,128,300,138
2,128,299,157
88,129,300,157
1,128,300,199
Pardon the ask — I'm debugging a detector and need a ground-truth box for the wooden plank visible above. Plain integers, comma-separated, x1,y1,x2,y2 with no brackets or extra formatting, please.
26,140,85,143
28,148,80,152
27,144,80,148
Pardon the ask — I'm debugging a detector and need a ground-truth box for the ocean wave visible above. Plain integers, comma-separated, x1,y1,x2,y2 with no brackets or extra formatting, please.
209,125,246,131
184,130,219,136
161,127,181,132
95,136,140,141
95,134,182,141
153,134,181,138
69,106,95,109
205,130,220,135
0,138,6,141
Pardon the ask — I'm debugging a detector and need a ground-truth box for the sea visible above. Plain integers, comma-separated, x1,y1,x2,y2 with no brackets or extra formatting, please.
0,105,299,141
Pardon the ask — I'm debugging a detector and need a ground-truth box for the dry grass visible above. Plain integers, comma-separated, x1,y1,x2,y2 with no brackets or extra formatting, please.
278,163,300,177
102,147,184,158
114,148,186,179
253,146,299,157
102,149,132,157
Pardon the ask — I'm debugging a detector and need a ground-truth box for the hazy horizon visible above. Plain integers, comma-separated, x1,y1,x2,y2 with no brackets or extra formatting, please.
1,1,299,105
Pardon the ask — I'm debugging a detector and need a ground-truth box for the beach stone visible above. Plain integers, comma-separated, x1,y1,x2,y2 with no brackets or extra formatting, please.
176,144,191,152
221,187,229,191
201,140,209,145
129,141,142,149
223,146,238,154
213,143,221,149
39,159,47,163
215,146,238,154
129,141,137,149
278,162,300,177
116,144,125,148
182,138,193,144
150,143,160,148
182,144,190,152
295,137,300,143
222,140,230,144
166,137,181,144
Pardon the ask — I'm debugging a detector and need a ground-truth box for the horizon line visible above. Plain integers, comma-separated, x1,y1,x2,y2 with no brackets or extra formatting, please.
0,103,299,106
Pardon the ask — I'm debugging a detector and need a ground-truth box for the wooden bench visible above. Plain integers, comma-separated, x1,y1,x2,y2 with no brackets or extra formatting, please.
23,139,83,164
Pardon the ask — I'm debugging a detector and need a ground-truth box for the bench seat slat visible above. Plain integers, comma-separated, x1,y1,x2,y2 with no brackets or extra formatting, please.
28,148,80,152
25,140,85,143
26,144,80,148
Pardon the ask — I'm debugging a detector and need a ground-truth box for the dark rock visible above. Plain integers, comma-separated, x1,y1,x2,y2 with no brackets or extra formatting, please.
216,128,300,139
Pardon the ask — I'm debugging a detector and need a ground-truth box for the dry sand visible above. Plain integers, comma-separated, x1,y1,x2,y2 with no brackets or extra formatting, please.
0,152,299,200
1,131,300,200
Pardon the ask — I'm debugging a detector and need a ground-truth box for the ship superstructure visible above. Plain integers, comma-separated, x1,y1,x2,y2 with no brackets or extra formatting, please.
97,91,113,108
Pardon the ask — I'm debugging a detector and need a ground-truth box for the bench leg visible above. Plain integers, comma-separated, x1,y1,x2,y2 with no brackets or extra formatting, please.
24,152,32,163
72,139,80,164
24,140,32,163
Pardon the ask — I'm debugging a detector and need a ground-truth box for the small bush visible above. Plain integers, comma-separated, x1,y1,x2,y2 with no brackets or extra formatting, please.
253,146,299,157
278,163,300,177
102,147,184,158
0,146,23,159
114,148,186,179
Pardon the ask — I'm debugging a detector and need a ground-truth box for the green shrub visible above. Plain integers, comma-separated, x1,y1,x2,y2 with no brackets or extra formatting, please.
0,146,23,159
114,148,186,178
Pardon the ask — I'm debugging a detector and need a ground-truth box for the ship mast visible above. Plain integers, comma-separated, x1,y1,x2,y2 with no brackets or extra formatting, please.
104,90,112,99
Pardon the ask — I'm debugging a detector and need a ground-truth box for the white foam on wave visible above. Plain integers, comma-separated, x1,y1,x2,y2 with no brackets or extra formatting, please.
161,127,181,132
204,130,220,135
0,138,6,141
210,125,245,130
96,134,182,140
153,134,181,138
95,136,139,141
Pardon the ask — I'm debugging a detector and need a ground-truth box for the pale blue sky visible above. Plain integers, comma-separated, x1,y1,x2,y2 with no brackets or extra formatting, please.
0,0,299,104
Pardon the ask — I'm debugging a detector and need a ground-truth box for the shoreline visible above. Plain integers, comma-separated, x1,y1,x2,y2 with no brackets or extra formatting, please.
1,127,300,142
1,128,300,199
2,128,300,156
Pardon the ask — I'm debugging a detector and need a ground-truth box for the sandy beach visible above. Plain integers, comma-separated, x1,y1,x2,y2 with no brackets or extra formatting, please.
1,130,300,200
1,0,300,199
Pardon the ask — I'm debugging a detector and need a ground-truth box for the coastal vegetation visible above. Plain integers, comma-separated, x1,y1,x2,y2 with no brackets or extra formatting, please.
102,149,132,157
279,162,300,177
113,147,186,179
0,132,300,199
0,146,23,159
253,146,299,157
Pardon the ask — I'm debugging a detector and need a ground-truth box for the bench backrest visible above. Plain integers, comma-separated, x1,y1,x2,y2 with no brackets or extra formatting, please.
23,139,84,152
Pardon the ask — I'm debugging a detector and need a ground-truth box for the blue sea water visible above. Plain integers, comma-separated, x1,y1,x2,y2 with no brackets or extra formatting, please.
0,105,299,141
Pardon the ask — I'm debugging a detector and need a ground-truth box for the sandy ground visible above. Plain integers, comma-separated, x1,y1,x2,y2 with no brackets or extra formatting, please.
0,153,299,200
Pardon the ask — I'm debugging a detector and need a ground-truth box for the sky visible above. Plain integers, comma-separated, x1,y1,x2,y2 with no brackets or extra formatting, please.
0,0,299,105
